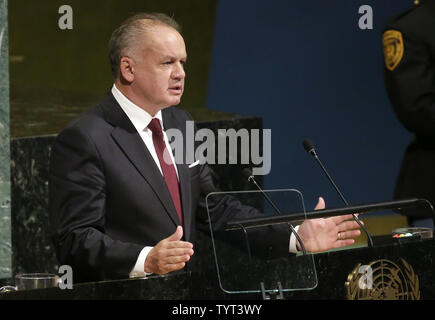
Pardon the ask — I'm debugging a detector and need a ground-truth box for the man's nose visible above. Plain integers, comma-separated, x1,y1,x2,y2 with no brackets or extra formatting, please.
172,62,186,79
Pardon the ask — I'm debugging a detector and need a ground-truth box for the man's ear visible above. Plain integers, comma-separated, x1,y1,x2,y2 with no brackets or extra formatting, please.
119,56,135,83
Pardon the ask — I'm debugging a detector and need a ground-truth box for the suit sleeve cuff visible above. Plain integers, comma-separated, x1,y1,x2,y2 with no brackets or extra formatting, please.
289,225,301,253
129,246,154,278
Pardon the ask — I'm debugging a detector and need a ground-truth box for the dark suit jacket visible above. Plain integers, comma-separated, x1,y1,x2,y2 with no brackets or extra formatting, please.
49,92,289,282
383,0,435,220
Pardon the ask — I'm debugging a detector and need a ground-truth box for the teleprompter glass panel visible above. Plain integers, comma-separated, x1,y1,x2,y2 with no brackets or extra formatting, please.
205,189,317,295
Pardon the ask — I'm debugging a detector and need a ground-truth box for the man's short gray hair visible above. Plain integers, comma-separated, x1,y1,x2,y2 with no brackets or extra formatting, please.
108,12,182,78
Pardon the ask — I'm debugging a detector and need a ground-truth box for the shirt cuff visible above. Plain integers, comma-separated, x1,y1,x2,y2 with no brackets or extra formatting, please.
289,225,301,253
129,246,154,278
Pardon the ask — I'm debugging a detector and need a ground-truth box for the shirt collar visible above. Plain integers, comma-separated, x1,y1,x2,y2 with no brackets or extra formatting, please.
111,84,164,132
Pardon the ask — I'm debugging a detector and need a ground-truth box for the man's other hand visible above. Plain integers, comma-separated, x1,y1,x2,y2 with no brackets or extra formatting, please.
144,226,194,274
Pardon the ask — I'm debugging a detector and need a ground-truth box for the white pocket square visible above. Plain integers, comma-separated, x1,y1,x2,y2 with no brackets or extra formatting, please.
188,160,200,168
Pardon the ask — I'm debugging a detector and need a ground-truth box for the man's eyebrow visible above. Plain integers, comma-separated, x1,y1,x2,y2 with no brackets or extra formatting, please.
161,55,187,61
161,55,174,60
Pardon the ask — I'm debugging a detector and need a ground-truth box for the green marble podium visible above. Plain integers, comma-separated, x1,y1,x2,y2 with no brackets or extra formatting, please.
0,0,11,280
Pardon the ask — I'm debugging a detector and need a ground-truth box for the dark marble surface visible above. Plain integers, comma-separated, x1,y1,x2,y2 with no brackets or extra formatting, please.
5,115,264,287
2,237,434,300
10,135,59,276
1,272,193,300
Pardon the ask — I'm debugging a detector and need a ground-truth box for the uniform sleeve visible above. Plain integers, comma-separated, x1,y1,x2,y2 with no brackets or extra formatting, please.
383,28,435,139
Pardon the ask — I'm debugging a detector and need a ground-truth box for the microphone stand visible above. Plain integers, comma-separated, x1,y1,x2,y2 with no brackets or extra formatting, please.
247,174,307,255
308,146,374,248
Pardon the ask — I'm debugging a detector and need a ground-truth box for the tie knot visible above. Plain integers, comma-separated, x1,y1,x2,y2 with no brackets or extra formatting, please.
148,118,163,137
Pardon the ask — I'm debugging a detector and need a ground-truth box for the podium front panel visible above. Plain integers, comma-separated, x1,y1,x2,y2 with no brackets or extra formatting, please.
205,189,318,295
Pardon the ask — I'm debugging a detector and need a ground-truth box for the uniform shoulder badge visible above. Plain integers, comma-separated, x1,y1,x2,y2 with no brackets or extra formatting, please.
382,30,404,71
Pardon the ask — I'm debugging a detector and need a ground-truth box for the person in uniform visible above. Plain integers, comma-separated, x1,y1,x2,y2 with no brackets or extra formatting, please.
382,0,435,228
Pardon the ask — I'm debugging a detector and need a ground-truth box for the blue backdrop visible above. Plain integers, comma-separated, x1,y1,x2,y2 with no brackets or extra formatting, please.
206,0,413,210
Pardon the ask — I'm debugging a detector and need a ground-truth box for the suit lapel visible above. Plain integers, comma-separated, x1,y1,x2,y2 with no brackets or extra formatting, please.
101,93,181,228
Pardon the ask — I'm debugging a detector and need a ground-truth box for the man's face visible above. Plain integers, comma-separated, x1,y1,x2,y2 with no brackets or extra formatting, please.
129,25,187,113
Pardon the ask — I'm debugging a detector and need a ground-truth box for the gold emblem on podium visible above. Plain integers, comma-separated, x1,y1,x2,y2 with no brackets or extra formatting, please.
345,258,420,300
383,30,404,71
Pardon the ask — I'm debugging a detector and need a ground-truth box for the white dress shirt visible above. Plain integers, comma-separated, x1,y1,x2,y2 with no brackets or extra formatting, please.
112,84,179,278
111,84,299,278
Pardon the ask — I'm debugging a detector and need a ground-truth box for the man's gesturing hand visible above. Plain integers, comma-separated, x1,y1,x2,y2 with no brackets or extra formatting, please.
297,197,362,252
144,226,194,275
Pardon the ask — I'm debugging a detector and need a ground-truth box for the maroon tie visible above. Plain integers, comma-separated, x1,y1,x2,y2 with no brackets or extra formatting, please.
148,118,183,226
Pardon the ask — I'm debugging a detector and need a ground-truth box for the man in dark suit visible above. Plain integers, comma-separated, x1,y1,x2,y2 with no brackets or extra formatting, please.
383,0,435,228
49,12,361,283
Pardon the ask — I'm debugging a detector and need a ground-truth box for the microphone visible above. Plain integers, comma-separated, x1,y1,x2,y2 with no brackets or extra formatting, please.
302,138,374,247
242,168,307,255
